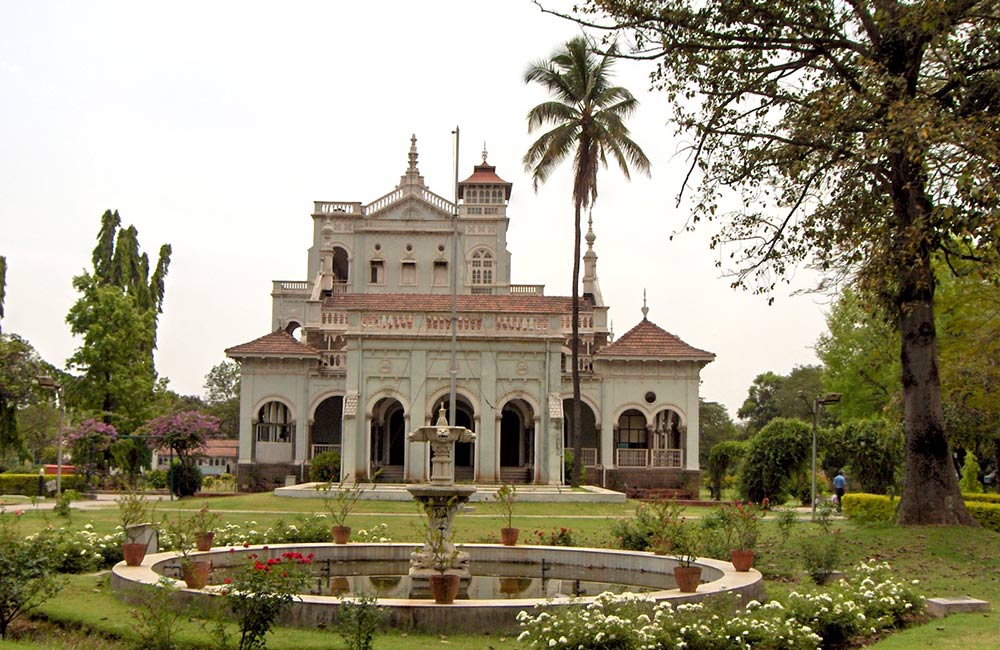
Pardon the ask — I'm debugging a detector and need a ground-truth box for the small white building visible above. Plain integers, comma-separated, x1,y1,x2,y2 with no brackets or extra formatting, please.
153,439,238,477
227,138,714,492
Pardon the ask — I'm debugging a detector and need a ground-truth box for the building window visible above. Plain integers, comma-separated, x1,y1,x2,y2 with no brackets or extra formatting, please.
256,401,292,443
433,260,448,286
616,411,647,449
469,249,493,286
370,260,384,284
401,261,416,285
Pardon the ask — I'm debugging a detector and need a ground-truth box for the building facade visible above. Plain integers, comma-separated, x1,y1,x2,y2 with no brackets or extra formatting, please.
227,137,714,491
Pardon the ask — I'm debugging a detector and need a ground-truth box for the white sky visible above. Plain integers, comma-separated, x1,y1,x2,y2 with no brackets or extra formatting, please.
0,1,827,418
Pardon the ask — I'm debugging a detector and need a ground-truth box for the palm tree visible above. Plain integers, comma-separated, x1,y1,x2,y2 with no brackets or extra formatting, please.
523,37,650,487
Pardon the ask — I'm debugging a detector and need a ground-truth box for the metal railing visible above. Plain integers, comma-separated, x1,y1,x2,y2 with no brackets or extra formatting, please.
311,444,341,459
580,448,598,468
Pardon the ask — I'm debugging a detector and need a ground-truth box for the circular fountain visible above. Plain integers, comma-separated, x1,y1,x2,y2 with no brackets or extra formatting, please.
111,543,763,632
111,411,762,631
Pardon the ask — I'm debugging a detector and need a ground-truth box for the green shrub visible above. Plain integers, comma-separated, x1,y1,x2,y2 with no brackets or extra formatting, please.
706,440,747,500
959,452,984,494
309,451,340,483
831,419,903,494
963,492,1000,504
0,511,66,637
143,469,167,490
739,418,811,502
800,531,842,584
842,493,895,523
0,473,87,496
167,462,203,498
966,501,1000,533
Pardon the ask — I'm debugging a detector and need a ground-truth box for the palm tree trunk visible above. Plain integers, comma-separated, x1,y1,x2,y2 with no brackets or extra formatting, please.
570,202,583,487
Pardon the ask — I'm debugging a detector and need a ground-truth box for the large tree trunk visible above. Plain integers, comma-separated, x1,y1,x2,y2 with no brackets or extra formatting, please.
893,180,976,526
570,202,583,487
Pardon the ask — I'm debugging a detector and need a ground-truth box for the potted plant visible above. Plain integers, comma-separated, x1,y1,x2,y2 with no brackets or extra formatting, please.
318,477,367,543
164,513,211,589
494,483,518,545
727,501,762,571
117,489,152,566
426,526,460,604
189,503,220,551
665,516,702,593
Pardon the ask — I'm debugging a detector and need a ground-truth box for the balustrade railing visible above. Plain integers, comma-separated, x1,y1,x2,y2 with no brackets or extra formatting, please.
273,280,310,294
616,448,648,468
651,449,684,468
560,314,595,330
510,284,544,295
314,201,362,214
311,444,341,459
320,351,347,373
580,448,598,467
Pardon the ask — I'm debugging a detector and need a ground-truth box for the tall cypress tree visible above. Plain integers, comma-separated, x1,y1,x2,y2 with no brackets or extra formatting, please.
66,211,171,430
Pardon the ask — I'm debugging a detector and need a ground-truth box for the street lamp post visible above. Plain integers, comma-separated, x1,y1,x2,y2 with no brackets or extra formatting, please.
36,375,65,497
798,391,842,519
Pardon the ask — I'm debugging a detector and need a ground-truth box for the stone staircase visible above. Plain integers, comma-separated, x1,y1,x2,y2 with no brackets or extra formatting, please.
499,466,532,484
373,465,404,483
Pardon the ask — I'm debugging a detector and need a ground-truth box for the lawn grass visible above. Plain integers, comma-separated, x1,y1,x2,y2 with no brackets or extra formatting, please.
10,493,999,649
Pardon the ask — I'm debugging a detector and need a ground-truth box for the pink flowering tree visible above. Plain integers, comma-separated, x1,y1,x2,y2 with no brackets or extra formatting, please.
66,418,118,488
144,411,219,497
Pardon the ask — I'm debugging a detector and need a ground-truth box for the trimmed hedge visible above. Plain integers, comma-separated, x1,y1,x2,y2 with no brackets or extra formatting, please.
0,473,88,496
842,492,896,523
845,492,1000,531
966,501,1000,533
963,492,1000,504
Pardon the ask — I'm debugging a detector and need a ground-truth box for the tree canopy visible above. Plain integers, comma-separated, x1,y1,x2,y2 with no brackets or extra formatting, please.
557,0,1000,525
65,211,171,432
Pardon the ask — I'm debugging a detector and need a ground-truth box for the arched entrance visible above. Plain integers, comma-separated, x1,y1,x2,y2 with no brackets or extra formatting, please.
500,399,535,484
310,396,343,461
563,398,599,468
370,398,406,481
651,408,685,468
614,408,649,468
430,395,476,482
333,246,349,289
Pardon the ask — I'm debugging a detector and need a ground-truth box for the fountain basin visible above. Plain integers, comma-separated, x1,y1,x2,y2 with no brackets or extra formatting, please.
111,543,764,633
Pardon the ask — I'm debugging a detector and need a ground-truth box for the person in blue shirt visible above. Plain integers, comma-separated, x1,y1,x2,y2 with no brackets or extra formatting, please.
833,470,847,512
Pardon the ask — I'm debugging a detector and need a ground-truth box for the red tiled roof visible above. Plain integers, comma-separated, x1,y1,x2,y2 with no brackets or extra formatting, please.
458,162,512,199
155,439,238,458
322,293,592,314
597,319,714,361
225,330,320,358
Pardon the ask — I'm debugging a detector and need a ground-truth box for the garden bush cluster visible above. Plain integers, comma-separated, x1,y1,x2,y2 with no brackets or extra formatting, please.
516,561,924,650
843,492,1000,532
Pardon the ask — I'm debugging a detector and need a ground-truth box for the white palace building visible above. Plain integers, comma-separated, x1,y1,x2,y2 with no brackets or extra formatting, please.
226,137,714,492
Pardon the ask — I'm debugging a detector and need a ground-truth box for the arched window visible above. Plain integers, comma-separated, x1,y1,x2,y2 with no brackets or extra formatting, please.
469,249,493,286
256,401,292,443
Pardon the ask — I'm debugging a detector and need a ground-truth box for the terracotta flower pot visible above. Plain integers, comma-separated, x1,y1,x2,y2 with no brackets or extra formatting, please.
331,525,351,544
181,561,211,589
122,542,147,567
195,531,215,552
429,573,460,604
730,549,755,572
500,527,519,546
673,565,702,593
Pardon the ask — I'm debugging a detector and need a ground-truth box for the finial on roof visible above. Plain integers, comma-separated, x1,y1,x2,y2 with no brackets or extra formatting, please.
408,134,419,172
585,212,596,249
641,289,649,320
482,142,488,163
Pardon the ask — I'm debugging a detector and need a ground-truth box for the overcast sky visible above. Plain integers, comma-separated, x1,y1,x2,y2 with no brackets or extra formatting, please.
0,1,829,418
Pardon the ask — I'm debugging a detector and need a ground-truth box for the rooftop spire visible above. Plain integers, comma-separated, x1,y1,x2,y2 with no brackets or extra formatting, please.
482,142,488,163
585,213,596,249
641,289,649,320
407,133,419,173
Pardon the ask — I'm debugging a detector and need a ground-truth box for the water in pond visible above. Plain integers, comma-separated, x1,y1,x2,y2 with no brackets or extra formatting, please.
209,559,665,600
